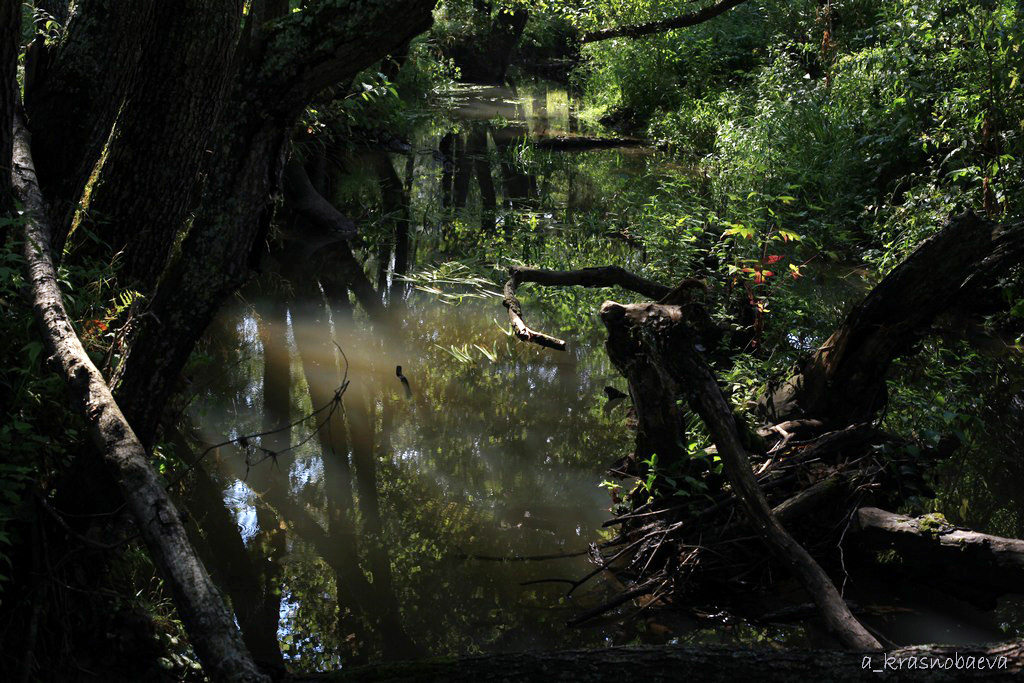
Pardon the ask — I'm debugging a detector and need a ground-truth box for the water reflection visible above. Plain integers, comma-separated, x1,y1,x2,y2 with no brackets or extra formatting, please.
171,78,1024,672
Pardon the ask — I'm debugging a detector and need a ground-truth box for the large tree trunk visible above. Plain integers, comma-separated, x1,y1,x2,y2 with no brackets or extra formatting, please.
111,0,436,450
13,109,268,683
762,213,1022,426
0,0,17,216
24,0,157,249
80,0,241,290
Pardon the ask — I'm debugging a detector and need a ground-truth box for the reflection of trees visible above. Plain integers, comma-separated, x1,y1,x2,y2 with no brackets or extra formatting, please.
174,80,662,671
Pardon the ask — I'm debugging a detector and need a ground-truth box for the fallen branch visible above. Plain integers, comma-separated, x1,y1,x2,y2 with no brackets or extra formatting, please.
534,135,645,151
601,301,881,651
502,265,671,351
12,108,269,683
582,0,750,43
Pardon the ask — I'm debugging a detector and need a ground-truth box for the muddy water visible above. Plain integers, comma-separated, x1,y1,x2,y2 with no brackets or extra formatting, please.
184,81,1020,671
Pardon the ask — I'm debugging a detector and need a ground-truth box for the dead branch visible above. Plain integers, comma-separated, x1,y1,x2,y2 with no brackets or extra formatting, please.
502,265,671,350
582,0,750,43
601,300,881,651
12,107,269,683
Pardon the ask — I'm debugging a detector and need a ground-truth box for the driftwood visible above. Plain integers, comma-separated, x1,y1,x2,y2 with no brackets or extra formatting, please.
303,641,1024,682
12,108,269,683
582,0,750,43
853,507,1024,606
601,301,881,651
533,135,645,151
502,265,671,351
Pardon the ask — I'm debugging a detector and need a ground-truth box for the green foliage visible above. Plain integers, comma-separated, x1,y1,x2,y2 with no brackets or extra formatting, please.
576,0,1023,262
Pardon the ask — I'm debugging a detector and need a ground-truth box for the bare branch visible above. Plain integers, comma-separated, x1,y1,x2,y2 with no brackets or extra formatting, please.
582,0,750,43
502,266,671,351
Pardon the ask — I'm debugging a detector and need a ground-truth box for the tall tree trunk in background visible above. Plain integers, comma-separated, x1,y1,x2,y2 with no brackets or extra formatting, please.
81,0,242,290
0,0,17,217
467,126,497,232
371,151,411,297
24,0,157,250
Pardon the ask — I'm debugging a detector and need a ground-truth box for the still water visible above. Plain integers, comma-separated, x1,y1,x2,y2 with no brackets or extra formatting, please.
182,80,1021,671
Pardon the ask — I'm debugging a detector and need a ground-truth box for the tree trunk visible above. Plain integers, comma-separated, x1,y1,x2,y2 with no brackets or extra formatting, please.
111,0,436,450
24,0,158,249
762,213,1022,426
81,0,241,290
13,108,269,683
0,0,17,216
601,301,880,651
853,507,1024,608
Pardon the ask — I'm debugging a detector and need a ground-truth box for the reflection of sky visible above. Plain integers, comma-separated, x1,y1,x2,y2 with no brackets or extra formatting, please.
224,479,258,544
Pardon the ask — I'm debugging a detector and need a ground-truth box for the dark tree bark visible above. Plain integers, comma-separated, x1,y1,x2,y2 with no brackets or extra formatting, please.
24,0,158,249
582,0,750,43
81,0,242,290
13,108,268,683
467,126,497,232
283,158,357,244
761,213,1023,426
0,0,17,216
111,0,437,450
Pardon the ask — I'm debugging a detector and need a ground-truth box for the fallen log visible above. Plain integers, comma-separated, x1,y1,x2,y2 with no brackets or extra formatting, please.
601,301,881,651
853,507,1024,607
12,108,269,683
533,135,645,151
300,640,1024,682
